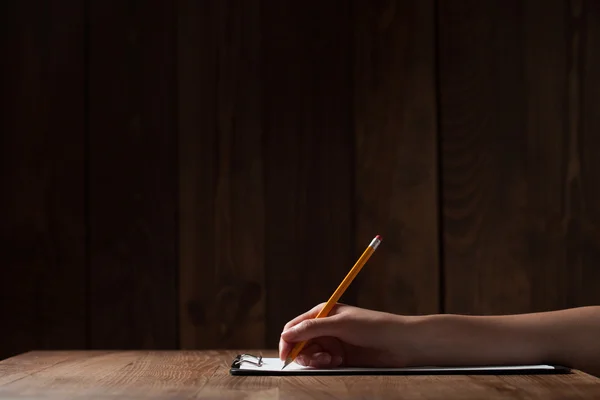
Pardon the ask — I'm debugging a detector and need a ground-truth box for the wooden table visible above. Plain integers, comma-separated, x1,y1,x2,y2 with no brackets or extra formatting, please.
1,350,599,399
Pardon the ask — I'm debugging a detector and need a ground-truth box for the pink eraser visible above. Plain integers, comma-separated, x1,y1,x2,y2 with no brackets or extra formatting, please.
375,235,382,240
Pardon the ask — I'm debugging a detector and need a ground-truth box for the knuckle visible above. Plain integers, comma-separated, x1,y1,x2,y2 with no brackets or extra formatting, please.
283,320,294,330
298,319,314,331
312,303,326,313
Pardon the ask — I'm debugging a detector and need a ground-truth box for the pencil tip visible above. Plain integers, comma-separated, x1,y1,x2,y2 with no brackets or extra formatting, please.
281,358,292,370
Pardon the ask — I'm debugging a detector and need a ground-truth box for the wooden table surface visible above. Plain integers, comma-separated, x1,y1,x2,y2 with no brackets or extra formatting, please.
1,350,599,399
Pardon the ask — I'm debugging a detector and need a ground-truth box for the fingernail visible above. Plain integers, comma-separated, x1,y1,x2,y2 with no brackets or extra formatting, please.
297,355,308,366
313,353,331,365
281,327,295,338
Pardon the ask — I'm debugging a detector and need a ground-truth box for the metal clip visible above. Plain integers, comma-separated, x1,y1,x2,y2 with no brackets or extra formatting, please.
231,353,264,369
236,353,263,367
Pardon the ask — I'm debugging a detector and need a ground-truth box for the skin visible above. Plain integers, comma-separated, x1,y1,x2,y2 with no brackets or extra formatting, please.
279,303,600,377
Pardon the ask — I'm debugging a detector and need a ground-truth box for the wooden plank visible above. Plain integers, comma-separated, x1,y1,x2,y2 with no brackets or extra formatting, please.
177,0,216,351
178,0,266,350
262,1,355,347
88,0,178,349
0,351,220,398
439,0,562,314
1,351,600,399
0,351,80,386
438,0,600,314
0,0,85,359
353,0,439,315
577,0,600,306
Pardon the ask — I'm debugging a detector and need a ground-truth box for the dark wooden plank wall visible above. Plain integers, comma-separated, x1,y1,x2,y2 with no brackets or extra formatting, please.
260,1,356,349
579,1,600,307
178,0,266,350
438,0,600,315
87,0,178,350
353,0,439,316
1,0,599,359
0,1,87,359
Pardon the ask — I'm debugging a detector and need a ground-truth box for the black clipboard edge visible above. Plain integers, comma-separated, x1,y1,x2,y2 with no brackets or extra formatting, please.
229,355,571,376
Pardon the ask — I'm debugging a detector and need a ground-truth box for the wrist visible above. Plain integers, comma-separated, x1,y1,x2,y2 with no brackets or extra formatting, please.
382,314,463,367
400,314,439,366
383,313,426,367
398,313,552,367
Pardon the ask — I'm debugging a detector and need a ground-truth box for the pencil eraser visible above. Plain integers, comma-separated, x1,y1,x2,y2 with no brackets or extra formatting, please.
375,235,382,241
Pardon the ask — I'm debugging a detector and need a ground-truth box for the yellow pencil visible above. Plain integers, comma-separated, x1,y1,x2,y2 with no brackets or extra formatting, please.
282,235,382,369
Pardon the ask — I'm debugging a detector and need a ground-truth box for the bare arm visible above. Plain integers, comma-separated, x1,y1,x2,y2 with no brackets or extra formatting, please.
280,304,600,376
403,306,600,376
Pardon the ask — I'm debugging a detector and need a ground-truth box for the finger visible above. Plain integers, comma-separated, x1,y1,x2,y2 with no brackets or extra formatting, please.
279,334,332,363
279,336,295,361
280,303,348,360
297,342,323,366
307,352,333,368
280,306,323,361
283,303,326,332
299,342,333,368
280,336,322,362
279,303,327,360
306,337,344,368
330,355,344,367
281,315,344,343
278,327,296,360
278,336,286,360
282,302,347,332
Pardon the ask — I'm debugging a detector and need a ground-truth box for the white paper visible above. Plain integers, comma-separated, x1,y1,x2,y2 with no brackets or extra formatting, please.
236,357,559,373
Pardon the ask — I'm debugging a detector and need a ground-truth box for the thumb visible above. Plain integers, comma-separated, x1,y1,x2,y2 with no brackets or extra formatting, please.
281,316,343,342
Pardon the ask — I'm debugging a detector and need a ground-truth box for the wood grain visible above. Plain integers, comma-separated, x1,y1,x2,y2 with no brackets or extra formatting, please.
3,0,600,362
262,1,355,347
0,0,86,359
88,0,178,349
353,0,439,315
576,0,600,306
0,351,79,386
0,351,221,398
178,0,266,350
1,351,599,399
438,0,600,314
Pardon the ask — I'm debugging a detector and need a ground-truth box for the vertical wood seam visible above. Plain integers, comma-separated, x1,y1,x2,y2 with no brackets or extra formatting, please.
173,0,180,350
349,0,357,306
83,0,91,350
433,0,445,314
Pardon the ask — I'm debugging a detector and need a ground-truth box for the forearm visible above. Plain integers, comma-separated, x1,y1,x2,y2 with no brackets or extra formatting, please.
401,306,600,375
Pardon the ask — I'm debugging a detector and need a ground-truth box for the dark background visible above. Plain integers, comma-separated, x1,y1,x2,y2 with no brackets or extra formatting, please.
1,0,599,360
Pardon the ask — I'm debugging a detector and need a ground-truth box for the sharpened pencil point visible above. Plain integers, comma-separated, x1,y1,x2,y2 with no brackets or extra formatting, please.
281,358,292,370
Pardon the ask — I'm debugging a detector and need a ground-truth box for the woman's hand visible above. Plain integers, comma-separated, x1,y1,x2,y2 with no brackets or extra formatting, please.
280,303,600,376
278,303,413,368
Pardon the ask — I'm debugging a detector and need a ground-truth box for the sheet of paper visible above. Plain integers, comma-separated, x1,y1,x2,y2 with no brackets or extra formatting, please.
236,357,559,373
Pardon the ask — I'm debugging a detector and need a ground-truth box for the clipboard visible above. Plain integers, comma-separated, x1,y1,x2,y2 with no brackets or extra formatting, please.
229,354,571,376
